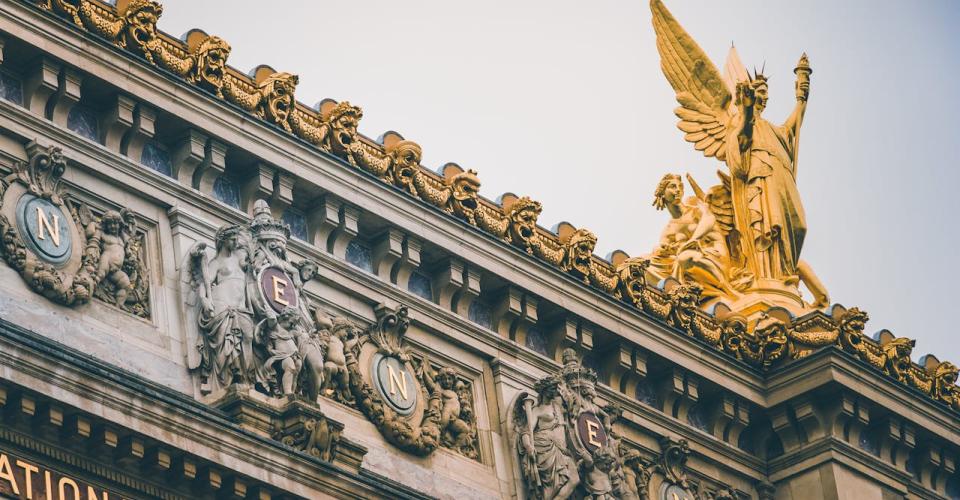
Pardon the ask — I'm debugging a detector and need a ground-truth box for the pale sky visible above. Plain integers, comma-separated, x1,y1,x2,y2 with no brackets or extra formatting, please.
158,1,960,363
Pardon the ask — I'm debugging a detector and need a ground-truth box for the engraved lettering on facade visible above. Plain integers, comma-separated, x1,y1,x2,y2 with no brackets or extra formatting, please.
387,363,408,399
272,275,290,306
35,206,61,247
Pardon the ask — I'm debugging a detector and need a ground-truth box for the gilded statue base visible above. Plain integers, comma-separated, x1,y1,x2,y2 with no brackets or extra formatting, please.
725,279,810,320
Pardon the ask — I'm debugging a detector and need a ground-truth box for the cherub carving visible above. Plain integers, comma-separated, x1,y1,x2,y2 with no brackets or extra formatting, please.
256,307,304,396
418,360,478,458
87,208,148,315
315,317,357,404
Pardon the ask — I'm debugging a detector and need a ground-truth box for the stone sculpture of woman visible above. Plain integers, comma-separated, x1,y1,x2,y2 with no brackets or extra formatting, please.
515,376,580,500
187,224,259,391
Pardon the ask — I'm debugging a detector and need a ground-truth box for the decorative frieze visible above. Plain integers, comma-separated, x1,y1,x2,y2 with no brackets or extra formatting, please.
28,0,960,415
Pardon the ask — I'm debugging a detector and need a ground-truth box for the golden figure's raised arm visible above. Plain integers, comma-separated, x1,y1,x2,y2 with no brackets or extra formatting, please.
650,0,733,162
783,54,812,168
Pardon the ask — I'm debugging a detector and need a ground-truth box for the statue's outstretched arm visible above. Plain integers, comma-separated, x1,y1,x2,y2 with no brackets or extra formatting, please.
784,54,812,160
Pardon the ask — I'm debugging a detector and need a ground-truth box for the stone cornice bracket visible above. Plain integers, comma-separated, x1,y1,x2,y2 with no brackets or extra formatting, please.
309,196,359,260
119,101,156,162
602,341,647,395
171,128,209,187
492,286,538,345
239,163,294,219
48,66,83,127
915,444,956,495
101,93,137,152
240,162,276,215
545,315,594,363
878,415,916,473
769,390,867,454
392,234,422,289
432,258,481,316
196,138,228,194
657,367,700,421
708,393,751,446
372,227,404,282
23,57,60,117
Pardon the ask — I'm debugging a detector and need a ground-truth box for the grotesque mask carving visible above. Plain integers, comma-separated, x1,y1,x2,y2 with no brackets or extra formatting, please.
449,169,481,223
323,102,363,160
388,140,422,194
505,197,542,253
562,229,597,282
257,72,298,132
882,337,915,382
119,0,163,63
192,35,231,97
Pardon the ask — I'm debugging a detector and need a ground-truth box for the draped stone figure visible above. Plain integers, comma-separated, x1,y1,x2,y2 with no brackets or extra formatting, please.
516,376,580,500
187,224,259,392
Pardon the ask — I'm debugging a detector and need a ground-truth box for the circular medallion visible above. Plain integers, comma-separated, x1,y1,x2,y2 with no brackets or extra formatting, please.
372,354,418,415
661,483,695,500
259,266,297,313
16,194,72,265
576,412,608,452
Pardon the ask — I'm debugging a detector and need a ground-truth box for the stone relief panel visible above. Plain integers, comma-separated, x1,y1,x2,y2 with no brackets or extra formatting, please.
510,349,744,500
180,201,481,462
0,141,151,317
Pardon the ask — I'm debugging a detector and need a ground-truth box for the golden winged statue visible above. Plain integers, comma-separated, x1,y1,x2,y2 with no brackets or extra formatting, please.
649,0,828,313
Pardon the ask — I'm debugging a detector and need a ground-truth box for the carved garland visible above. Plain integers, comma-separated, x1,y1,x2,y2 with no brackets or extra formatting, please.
33,0,959,411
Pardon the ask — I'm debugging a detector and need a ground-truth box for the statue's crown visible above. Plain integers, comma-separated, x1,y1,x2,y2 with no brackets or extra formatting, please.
560,348,597,390
249,199,290,241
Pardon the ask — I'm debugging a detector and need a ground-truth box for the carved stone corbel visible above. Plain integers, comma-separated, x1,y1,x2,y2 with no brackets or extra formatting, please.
101,94,137,152
49,66,83,127
393,234,422,289
431,258,481,316
372,228,404,282
708,393,750,446
877,415,915,472
914,444,956,495
601,341,645,395
23,57,60,117
195,138,228,193
121,102,156,162
546,316,594,363
239,163,293,217
657,367,699,421
171,129,208,187
307,196,359,258
492,286,538,345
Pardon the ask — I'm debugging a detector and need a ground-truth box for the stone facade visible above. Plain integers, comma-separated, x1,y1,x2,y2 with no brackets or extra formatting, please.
0,1,957,499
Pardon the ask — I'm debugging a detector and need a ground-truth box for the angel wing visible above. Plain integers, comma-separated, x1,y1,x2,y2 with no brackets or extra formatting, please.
180,242,210,370
651,0,732,160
